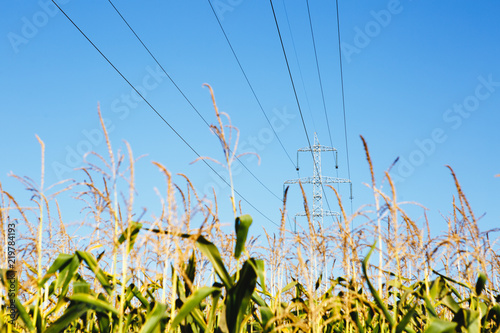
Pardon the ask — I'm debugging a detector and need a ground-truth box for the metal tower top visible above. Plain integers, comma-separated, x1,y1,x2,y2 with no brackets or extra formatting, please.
284,133,351,230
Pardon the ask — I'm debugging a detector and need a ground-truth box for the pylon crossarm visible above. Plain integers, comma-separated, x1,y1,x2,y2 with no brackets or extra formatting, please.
284,177,312,185
322,176,351,184
284,177,351,185
298,145,337,152
295,211,340,217
322,210,341,216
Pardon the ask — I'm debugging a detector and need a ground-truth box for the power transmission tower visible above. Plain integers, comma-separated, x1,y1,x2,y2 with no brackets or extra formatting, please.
284,133,351,232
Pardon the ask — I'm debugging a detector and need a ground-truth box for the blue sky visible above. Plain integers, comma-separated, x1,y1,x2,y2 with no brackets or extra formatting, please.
1,0,499,239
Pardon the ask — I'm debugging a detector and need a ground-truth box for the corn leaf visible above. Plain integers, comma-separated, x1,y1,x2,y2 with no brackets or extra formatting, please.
44,303,89,333
14,297,35,332
234,214,252,259
171,286,220,329
424,318,457,333
207,289,222,333
453,308,480,332
139,302,168,333
475,272,487,296
70,293,119,316
76,251,113,294
362,242,395,328
395,305,417,333
118,221,142,254
195,236,233,289
226,259,258,333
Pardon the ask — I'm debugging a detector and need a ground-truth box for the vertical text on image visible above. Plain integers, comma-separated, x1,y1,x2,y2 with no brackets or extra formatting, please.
6,221,19,325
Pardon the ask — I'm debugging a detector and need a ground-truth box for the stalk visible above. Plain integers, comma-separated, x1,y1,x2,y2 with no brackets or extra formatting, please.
97,105,121,330
118,143,136,333
33,135,45,329
169,265,178,331
361,136,383,295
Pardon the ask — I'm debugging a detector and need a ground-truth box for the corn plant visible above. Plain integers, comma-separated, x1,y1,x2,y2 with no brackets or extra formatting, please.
1,88,499,332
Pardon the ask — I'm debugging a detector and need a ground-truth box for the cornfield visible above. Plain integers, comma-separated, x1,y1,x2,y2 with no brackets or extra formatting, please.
1,88,499,332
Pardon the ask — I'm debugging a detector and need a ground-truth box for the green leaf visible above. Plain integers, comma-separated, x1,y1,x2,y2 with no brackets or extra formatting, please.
118,221,143,254
207,289,222,333
139,302,168,333
226,259,258,333
281,281,297,294
39,253,76,286
70,293,119,316
441,294,460,314
475,272,487,296
184,252,196,297
57,255,80,299
190,308,208,331
396,305,417,333
432,269,472,291
14,298,35,332
453,309,480,332
171,286,220,329
73,281,90,294
424,318,457,333
96,293,112,333
489,304,500,321
253,258,267,293
75,251,113,294
234,214,252,259
195,236,233,289
218,306,230,333
259,306,275,333
362,242,395,328
128,284,150,309
350,305,365,333
44,303,89,333
252,291,269,308
145,228,233,288
315,273,322,291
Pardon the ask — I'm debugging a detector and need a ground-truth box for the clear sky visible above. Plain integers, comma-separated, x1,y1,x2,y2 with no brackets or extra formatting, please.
1,0,499,240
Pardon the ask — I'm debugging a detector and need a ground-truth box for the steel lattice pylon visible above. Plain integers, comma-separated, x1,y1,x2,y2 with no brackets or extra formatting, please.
284,133,351,230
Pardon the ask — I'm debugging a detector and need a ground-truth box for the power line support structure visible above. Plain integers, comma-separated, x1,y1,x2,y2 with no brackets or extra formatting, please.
284,133,351,232
284,133,352,290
